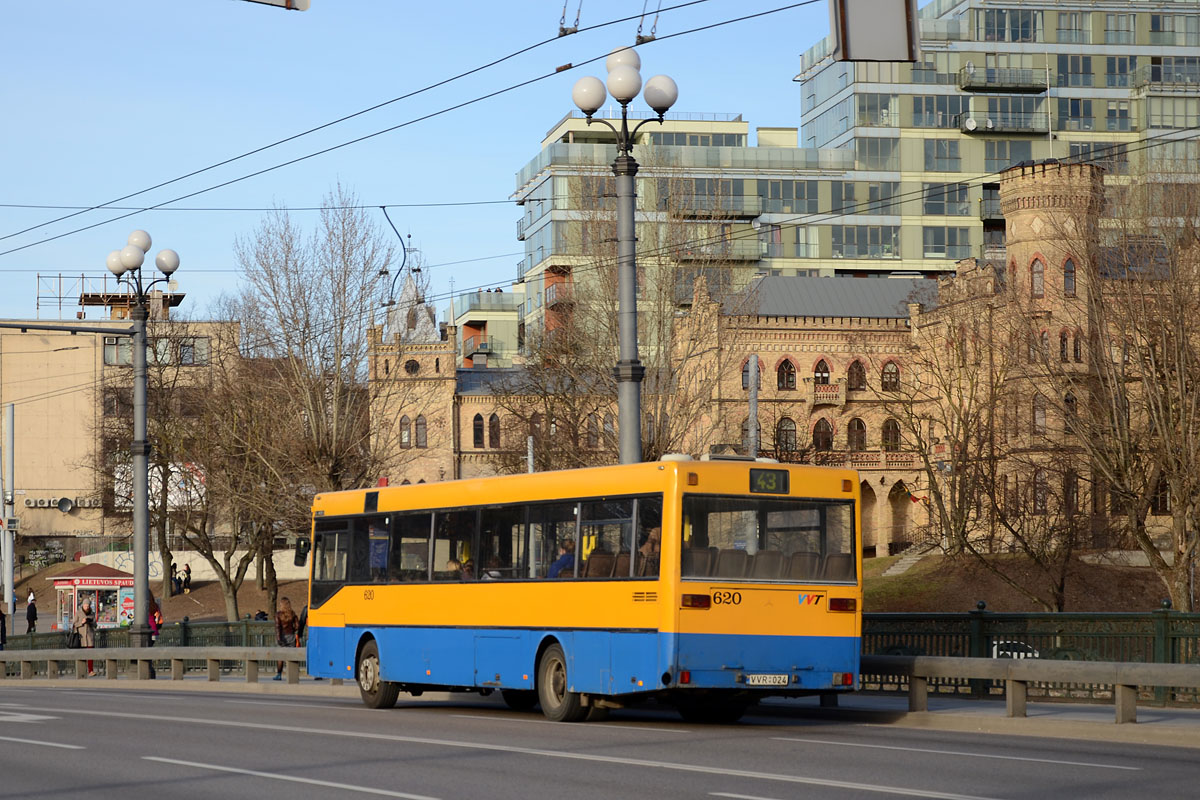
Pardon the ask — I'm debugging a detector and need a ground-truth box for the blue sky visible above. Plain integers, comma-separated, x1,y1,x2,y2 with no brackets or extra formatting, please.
2,0,828,321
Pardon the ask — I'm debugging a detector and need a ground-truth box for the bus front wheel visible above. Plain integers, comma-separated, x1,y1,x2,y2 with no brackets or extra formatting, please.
537,643,586,722
358,640,399,709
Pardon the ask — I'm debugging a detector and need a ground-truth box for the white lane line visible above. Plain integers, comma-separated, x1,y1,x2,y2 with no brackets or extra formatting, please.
145,757,438,799
450,713,690,733
227,699,352,710
712,794,785,800
771,737,1141,771
0,734,84,750
13,703,1005,800
64,691,169,700
0,711,60,723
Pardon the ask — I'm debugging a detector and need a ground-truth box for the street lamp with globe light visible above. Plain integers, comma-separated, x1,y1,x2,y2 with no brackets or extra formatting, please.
571,48,677,464
105,230,179,647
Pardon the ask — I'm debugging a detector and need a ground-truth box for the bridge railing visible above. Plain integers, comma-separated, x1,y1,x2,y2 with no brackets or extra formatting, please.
0,645,314,684
862,654,1200,724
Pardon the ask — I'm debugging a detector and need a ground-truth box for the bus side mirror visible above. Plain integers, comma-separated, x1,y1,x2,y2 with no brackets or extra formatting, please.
294,538,311,567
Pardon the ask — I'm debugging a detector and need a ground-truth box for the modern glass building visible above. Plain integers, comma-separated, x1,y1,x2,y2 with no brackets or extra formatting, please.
509,0,1200,336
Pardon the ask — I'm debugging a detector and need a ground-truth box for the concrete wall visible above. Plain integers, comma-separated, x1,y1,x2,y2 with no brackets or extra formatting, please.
81,550,309,582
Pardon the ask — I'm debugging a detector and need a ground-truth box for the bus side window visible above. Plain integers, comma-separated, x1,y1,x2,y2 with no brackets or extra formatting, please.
390,512,431,582
479,505,525,580
529,502,578,578
432,510,477,581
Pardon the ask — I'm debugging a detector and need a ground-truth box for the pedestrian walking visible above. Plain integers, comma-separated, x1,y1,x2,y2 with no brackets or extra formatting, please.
25,595,37,634
182,563,192,594
72,598,96,676
274,597,299,680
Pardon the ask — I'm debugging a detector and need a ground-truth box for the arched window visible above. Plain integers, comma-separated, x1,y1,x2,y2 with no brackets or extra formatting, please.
400,415,411,449
776,418,797,451
777,360,797,391
847,418,867,451
847,360,866,390
1032,395,1047,436
1040,330,1050,359
881,362,900,392
1063,258,1076,297
1033,469,1048,514
813,418,833,451
472,414,484,448
881,419,901,452
813,359,830,386
435,357,440,373
1063,393,1077,434
741,358,761,390
1060,331,1069,362
488,413,501,448
1031,258,1045,298
586,413,599,449
1073,331,1083,363
415,415,427,448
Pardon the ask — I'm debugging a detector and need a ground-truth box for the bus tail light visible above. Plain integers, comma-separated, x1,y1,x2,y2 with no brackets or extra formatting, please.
832,672,854,686
681,594,711,609
829,598,857,612
679,670,691,684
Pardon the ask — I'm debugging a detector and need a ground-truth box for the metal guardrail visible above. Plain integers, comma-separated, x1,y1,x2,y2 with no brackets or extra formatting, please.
0,645,315,684
862,654,1200,724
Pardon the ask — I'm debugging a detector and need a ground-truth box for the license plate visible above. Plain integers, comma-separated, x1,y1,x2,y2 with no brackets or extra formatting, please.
745,673,789,686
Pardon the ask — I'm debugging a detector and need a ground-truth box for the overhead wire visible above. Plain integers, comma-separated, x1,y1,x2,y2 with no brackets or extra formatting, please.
0,1,810,261
0,0,715,247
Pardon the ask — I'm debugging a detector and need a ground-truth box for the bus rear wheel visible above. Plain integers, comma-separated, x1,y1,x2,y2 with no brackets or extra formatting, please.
501,689,538,711
358,640,399,709
537,643,586,722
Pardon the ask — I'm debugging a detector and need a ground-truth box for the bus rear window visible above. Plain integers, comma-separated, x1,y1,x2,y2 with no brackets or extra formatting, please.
681,496,855,583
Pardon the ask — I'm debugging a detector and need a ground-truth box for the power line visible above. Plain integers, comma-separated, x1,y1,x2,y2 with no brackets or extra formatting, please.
0,200,515,212
0,0,715,246
0,2,811,261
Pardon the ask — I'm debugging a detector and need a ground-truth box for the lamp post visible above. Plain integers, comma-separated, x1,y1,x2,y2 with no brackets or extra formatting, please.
572,48,678,464
105,231,179,646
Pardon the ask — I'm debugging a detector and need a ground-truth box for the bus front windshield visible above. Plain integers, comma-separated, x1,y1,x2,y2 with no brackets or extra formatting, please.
681,495,856,582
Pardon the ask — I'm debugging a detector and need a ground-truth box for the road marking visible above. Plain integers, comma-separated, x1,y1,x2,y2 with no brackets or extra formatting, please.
450,713,689,733
227,699,353,710
145,757,438,799
713,794,787,800
0,710,59,723
0,734,83,750
15,703,1005,800
771,737,1141,771
65,691,170,700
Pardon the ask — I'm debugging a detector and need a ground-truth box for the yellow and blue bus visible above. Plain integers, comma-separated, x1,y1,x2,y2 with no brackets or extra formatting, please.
299,456,861,722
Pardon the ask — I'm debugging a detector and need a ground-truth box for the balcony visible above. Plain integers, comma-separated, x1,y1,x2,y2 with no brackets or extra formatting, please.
670,194,763,220
464,335,500,356
544,282,574,308
517,217,528,241
956,112,1050,134
672,238,760,262
957,67,1046,93
809,380,845,408
456,291,522,318
979,199,1003,220
1135,64,1200,90
979,244,1007,263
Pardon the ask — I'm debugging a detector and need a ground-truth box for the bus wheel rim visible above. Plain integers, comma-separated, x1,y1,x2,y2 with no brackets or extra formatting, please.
361,656,377,692
550,658,566,703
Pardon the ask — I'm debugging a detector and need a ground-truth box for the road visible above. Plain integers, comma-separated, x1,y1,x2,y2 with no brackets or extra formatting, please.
0,684,1195,799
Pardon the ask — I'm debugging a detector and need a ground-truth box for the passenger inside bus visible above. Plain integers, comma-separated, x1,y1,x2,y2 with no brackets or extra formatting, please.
548,539,576,578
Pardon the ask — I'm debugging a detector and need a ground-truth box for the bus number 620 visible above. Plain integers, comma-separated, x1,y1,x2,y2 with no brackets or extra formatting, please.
713,590,741,605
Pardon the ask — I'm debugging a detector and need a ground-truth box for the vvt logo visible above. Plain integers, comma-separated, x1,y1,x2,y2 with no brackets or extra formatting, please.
798,593,825,606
